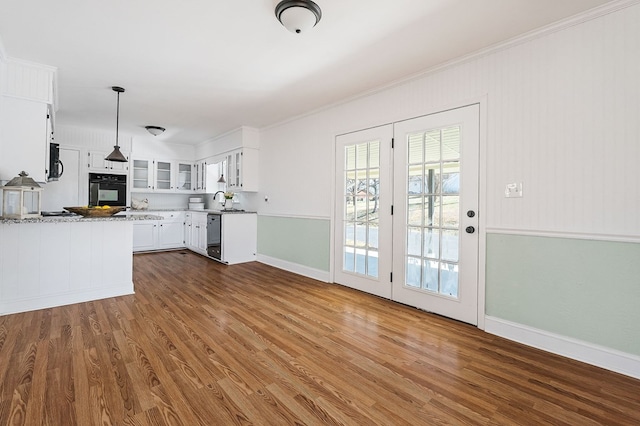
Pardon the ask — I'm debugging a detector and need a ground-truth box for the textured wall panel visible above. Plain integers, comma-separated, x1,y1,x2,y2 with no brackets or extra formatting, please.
259,3,640,239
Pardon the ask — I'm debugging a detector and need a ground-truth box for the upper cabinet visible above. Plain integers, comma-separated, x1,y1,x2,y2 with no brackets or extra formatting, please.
225,148,258,192
88,150,129,172
0,59,57,183
0,97,49,182
130,158,194,193
194,160,207,191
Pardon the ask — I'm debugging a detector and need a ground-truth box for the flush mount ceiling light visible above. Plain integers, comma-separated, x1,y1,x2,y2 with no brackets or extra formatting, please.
145,125,165,136
275,0,322,34
105,86,128,163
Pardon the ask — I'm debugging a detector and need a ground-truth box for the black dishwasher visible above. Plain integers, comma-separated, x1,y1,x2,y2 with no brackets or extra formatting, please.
207,214,222,260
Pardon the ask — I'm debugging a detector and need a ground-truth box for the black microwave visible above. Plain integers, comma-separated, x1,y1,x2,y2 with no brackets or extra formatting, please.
89,173,127,206
48,143,63,181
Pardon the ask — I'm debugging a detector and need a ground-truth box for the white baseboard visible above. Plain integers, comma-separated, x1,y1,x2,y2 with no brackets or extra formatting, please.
257,254,330,283
0,284,135,316
485,316,640,380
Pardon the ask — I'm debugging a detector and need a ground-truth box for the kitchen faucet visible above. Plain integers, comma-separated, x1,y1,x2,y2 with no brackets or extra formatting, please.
213,191,225,203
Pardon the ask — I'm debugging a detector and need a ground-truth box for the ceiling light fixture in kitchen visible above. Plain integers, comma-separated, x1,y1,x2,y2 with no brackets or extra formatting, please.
145,125,165,136
105,86,128,163
217,174,226,183
275,0,322,34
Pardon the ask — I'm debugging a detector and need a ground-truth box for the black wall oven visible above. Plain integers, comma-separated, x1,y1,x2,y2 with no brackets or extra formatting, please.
89,173,127,206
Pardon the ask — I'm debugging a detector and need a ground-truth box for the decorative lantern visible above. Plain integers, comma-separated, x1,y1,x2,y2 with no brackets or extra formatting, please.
2,171,43,219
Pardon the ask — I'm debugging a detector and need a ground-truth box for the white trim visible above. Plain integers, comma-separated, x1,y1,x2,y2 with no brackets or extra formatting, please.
485,316,640,380
476,96,488,330
257,254,330,283
0,284,134,316
262,0,640,133
486,227,640,244
258,213,330,221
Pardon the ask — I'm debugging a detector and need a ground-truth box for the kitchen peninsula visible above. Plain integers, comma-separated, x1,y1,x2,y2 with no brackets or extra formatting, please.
0,213,160,315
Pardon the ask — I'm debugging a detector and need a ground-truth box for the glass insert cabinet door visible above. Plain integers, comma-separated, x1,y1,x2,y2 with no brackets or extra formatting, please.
334,124,393,299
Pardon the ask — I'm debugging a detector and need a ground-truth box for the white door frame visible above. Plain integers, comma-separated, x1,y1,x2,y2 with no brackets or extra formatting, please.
330,97,488,330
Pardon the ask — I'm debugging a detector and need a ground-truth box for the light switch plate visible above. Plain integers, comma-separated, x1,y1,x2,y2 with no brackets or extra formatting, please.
505,182,523,198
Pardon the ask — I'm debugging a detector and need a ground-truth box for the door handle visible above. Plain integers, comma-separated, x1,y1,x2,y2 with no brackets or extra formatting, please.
465,226,475,234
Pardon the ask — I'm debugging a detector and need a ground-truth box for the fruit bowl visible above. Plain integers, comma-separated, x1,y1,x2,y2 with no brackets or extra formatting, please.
63,206,126,217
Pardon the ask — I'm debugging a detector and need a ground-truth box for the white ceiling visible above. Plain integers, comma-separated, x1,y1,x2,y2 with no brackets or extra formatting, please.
0,0,612,145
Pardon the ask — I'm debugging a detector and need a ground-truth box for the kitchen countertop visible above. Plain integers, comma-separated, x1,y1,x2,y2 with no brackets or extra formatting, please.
129,208,256,214
0,214,163,224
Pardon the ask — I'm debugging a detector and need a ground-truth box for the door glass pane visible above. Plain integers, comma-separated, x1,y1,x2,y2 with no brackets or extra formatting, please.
442,127,460,160
367,250,378,277
424,228,440,259
425,130,441,161
406,257,421,287
408,134,423,164
442,230,459,262
407,196,423,226
423,260,439,292
408,165,423,194
355,248,366,275
368,223,379,250
342,140,380,278
407,227,421,257
355,222,366,247
440,263,459,297
405,126,461,298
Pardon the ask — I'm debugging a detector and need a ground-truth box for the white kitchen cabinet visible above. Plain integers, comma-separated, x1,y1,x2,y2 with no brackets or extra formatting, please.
221,213,257,264
184,211,207,254
194,160,207,191
88,150,129,172
131,158,154,191
176,162,193,192
154,160,173,192
0,96,48,183
184,212,193,248
131,158,194,193
158,212,185,249
225,148,258,192
132,211,185,252
183,211,256,264
132,221,158,251
190,212,208,254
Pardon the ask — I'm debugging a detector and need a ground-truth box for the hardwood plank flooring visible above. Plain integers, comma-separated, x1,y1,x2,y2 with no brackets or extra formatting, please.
1,250,639,425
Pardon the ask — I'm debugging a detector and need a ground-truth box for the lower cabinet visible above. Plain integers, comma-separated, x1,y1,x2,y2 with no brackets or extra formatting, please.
221,213,257,264
132,211,185,252
184,211,208,255
184,212,256,264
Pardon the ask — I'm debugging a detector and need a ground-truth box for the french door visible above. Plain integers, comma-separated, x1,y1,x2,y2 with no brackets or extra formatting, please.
392,105,479,325
334,125,393,299
334,105,480,325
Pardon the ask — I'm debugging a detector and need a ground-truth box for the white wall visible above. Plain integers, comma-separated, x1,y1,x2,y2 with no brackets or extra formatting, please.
132,136,195,161
259,2,640,239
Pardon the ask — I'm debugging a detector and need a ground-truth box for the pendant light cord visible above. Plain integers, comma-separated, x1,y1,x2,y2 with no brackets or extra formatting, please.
115,90,120,148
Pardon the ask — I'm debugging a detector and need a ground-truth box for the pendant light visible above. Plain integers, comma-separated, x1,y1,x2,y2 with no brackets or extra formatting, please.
105,86,128,163
275,0,322,34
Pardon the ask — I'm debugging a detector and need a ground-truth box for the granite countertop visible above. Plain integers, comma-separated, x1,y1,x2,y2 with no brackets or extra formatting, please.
0,214,163,224
130,208,256,214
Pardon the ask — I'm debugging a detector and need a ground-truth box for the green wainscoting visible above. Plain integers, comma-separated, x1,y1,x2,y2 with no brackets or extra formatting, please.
486,233,640,356
257,216,330,272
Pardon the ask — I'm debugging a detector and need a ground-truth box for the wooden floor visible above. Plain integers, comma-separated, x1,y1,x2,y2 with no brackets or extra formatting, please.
0,251,639,425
